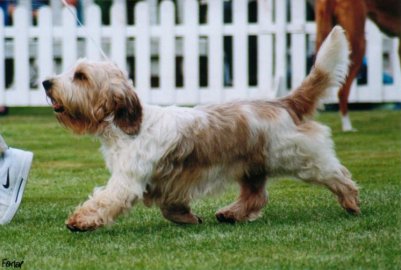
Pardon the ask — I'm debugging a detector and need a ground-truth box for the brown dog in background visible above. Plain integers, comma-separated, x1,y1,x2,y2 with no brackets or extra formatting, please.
314,0,401,131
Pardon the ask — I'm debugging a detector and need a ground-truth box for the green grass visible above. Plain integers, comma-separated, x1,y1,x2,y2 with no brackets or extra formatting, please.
0,108,400,270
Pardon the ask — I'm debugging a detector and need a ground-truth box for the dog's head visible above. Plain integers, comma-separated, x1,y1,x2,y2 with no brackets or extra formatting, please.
43,59,142,135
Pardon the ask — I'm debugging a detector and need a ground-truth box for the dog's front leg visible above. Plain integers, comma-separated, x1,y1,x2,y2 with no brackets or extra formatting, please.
66,174,143,232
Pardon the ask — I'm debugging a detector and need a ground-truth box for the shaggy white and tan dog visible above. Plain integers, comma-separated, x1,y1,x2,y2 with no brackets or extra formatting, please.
43,26,359,232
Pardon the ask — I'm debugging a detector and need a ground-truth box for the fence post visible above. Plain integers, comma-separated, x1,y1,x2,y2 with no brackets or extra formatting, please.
14,6,30,105
383,37,401,101
111,2,127,70
37,6,53,105
62,6,78,71
183,0,199,104
38,7,53,83
232,0,248,99
160,0,176,105
208,0,224,103
290,0,306,89
0,10,4,104
391,39,401,98
257,0,274,98
86,4,102,61
363,20,383,102
275,0,287,96
51,0,62,25
135,1,151,103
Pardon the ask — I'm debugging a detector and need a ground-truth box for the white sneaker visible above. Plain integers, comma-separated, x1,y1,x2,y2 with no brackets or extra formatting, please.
0,148,33,224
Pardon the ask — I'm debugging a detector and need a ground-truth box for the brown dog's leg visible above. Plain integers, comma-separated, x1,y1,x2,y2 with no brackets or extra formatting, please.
334,0,367,131
315,0,336,51
216,172,268,223
161,204,202,225
315,0,367,131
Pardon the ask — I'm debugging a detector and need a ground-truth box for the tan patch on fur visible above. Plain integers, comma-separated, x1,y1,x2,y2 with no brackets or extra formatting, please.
280,68,331,123
145,101,271,207
246,100,282,120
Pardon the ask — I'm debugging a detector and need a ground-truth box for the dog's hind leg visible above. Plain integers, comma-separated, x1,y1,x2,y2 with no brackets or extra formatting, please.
324,166,360,214
161,204,202,225
215,171,268,223
299,164,360,215
292,127,360,214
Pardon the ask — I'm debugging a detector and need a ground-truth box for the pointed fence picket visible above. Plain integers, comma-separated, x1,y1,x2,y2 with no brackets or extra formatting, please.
0,0,400,107
182,0,199,105
207,0,224,104
232,0,248,99
37,7,53,105
86,5,102,62
111,2,127,70
159,0,175,105
290,0,306,89
257,0,274,99
14,7,30,106
135,1,151,104
62,7,77,72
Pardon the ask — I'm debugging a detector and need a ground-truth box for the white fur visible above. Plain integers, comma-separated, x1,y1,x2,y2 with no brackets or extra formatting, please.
315,25,350,88
341,113,356,132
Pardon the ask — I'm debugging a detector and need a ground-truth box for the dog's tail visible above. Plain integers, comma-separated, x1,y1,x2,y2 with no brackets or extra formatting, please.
281,26,350,121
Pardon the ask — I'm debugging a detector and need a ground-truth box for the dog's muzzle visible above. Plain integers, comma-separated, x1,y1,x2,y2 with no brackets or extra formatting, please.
42,80,65,113
42,80,53,92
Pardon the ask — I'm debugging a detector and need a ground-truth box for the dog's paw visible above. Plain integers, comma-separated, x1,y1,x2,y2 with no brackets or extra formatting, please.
216,207,263,223
215,212,237,224
196,215,203,224
65,209,103,232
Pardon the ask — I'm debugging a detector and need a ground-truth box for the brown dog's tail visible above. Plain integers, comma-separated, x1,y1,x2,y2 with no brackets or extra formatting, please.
281,26,350,121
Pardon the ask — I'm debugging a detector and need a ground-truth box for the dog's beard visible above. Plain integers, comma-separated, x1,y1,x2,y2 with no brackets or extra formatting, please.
46,93,65,113
56,111,100,134
51,101,65,113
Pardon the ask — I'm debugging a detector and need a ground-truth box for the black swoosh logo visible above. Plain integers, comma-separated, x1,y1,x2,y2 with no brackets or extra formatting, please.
3,168,10,189
15,178,24,203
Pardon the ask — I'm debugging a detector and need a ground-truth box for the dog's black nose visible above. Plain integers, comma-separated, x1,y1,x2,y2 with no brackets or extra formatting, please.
42,80,53,91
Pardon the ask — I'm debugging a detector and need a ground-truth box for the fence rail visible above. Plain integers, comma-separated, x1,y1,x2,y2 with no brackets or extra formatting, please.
0,0,400,107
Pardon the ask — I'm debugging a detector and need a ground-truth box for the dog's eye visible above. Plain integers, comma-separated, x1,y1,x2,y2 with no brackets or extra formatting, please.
74,72,87,81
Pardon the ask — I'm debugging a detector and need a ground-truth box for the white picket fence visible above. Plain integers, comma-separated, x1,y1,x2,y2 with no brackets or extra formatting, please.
0,0,400,106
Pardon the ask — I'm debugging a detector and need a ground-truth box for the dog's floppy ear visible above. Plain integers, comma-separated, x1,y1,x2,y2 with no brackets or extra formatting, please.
112,82,143,135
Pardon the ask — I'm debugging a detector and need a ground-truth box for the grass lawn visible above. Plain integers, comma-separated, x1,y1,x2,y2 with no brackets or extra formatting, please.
0,108,400,270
